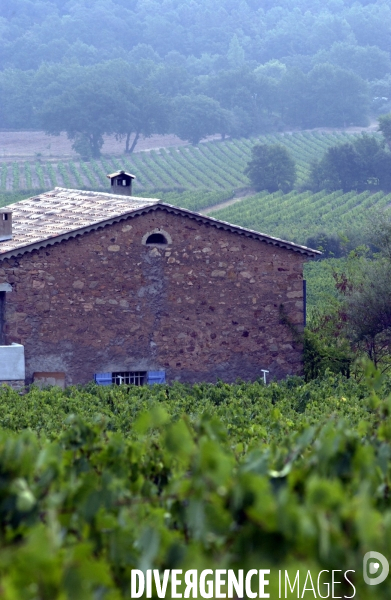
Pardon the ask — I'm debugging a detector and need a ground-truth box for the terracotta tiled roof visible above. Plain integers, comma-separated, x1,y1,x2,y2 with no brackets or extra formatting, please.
0,187,321,259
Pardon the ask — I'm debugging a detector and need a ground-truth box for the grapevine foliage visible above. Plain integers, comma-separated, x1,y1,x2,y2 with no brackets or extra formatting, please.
0,374,390,597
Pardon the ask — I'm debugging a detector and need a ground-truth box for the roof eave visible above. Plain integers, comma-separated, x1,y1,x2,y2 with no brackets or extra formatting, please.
0,209,153,260
0,198,321,260
158,203,321,256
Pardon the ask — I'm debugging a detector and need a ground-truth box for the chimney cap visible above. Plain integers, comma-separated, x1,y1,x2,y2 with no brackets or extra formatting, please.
106,171,136,180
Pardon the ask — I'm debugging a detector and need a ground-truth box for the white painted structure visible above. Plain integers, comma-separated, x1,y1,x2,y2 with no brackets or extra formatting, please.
0,343,25,380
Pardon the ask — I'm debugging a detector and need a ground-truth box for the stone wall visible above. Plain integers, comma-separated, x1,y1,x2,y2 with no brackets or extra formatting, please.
0,208,308,385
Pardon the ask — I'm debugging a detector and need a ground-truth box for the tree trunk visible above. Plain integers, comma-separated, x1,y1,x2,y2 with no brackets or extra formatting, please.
125,131,131,153
127,131,140,154
90,133,101,158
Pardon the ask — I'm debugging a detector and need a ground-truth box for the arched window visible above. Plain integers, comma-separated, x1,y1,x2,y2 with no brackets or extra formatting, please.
142,229,172,246
145,233,168,245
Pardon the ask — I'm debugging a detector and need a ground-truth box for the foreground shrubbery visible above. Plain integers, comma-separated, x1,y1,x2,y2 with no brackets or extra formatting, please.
0,374,390,598
0,375,372,441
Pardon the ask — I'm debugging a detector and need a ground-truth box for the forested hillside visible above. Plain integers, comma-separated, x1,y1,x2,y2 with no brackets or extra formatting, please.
0,0,390,156
2,0,391,71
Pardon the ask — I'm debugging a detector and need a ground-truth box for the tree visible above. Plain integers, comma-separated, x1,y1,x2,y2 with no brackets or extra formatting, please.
171,95,227,145
308,135,391,192
312,42,391,82
304,64,369,128
150,62,191,98
378,113,391,151
309,143,362,192
346,2,391,53
115,84,170,154
0,69,35,129
203,68,278,136
305,233,345,259
328,213,391,370
338,257,391,370
245,143,296,193
277,68,308,127
40,84,126,159
227,34,245,69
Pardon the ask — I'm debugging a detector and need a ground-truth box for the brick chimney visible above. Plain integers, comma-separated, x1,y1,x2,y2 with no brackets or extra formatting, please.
0,209,12,241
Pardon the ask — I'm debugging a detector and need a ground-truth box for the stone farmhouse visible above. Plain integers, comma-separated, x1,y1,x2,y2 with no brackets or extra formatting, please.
0,178,319,388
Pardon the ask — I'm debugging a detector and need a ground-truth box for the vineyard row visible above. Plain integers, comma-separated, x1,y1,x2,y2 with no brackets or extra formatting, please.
0,131,364,196
210,188,391,246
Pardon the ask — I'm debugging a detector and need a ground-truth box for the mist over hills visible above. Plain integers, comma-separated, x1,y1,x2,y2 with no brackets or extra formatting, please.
1,0,390,71
0,0,390,151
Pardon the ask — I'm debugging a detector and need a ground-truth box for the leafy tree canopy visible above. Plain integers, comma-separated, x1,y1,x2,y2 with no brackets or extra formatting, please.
378,112,391,151
308,132,391,192
245,143,296,193
303,64,369,128
0,0,390,78
171,95,228,145
312,42,391,82
40,84,127,158
114,84,170,154
328,224,391,371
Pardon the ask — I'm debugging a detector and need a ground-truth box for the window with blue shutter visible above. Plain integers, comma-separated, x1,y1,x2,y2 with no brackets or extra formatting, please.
94,371,166,386
94,373,112,386
147,371,166,385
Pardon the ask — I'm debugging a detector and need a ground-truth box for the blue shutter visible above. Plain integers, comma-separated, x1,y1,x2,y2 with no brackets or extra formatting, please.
147,371,166,385
94,373,112,386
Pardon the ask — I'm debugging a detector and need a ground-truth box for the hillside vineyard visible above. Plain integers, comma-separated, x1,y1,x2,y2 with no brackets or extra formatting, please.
0,133,363,194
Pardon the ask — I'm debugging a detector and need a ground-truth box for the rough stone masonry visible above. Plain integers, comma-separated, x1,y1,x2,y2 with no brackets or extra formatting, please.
0,208,307,386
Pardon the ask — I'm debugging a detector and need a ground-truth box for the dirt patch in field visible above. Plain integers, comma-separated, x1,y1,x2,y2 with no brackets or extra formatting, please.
0,120,379,163
202,188,256,215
